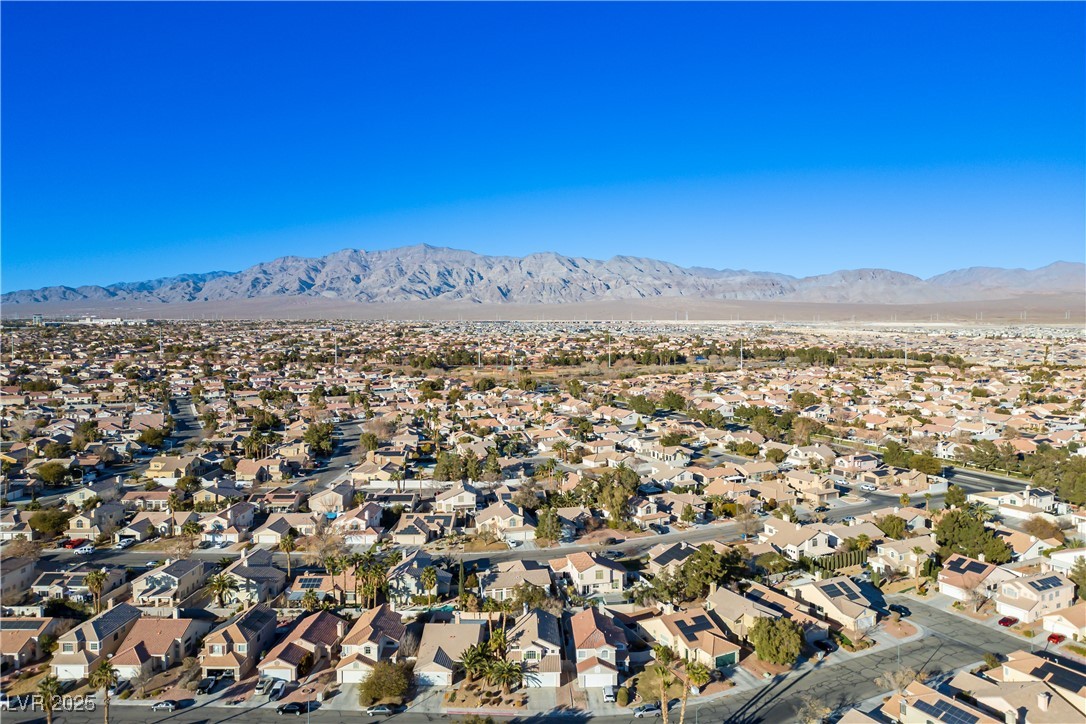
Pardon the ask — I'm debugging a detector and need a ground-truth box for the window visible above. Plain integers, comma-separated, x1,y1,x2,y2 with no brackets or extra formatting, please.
577,650,587,660
63,643,74,653
76,520,85,528
595,570,604,581
89,643,99,652
525,650,537,660
364,646,372,656
212,645,224,655
237,644,247,654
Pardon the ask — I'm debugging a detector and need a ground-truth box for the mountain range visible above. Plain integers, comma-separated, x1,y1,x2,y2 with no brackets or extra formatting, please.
3,245,1082,306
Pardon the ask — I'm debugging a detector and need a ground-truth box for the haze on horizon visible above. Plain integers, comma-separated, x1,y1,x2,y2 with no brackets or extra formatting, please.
2,2,1084,292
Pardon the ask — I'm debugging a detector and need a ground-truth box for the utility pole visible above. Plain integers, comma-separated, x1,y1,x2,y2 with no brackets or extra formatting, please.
607,332,611,369
739,338,744,372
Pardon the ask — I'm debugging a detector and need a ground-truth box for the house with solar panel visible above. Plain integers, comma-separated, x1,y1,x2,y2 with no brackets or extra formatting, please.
51,602,142,680
994,572,1075,624
937,554,1019,606
257,610,347,683
791,576,878,635
0,617,60,670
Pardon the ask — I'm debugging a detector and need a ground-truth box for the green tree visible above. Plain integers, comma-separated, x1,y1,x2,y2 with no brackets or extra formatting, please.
279,533,296,578
749,617,803,666
460,643,493,683
876,514,907,540
358,660,414,706
359,432,381,452
85,569,108,614
765,448,788,464
485,659,524,695
421,566,438,606
36,462,70,486
28,507,73,537
1069,556,1086,601
535,508,561,543
935,508,1012,564
945,484,967,508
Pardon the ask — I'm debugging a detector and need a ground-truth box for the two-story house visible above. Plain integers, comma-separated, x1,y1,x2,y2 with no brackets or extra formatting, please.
434,483,479,514
310,484,357,515
199,603,278,679
549,552,625,598
258,610,347,682
791,576,878,635
479,560,553,602
995,573,1075,624
639,606,740,669
112,617,213,680
66,502,126,539
336,604,405,683
221,549,287,606
51,603,142,680
131,560,211,607
506,608,563,688
571,606,628,688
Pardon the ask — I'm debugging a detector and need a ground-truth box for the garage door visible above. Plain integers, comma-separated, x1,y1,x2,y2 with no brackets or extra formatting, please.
414,671,449,687
580,672,615,688
261,667,293,682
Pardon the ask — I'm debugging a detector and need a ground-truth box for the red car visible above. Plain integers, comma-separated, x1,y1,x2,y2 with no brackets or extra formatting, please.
1047,633,1066,645
64,538,88,549
998,616,1019,627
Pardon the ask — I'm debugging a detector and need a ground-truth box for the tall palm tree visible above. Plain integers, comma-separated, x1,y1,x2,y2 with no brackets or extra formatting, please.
279,533,296,578
218,556,234,570
84,569,107,614
679,661,712,724
206,573,239,607
421,566,438,607
37,674,62,724
301,589,320,612
488,627,508,659
656,666,676,724
911,546,926,592
89,660,119,724
553,440,570,463
326,557,344,605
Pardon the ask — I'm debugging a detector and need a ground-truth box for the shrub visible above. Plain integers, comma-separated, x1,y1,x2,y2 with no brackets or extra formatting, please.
616,687,630,707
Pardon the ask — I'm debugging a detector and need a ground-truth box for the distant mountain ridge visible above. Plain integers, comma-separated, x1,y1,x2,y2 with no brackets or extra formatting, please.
3,244,1082,306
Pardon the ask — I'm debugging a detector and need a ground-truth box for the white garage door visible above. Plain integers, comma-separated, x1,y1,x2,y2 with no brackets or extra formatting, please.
261,667,293,682
414,671,450,687
580,672,615,689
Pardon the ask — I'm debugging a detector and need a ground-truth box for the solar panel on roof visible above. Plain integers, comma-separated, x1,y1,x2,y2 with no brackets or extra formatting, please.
0,620,41,630
298,578,322,589
1029,576,1064,592
912,698,980,724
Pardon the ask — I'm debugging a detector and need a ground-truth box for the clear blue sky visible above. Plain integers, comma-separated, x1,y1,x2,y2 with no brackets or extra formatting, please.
3,2,1083,291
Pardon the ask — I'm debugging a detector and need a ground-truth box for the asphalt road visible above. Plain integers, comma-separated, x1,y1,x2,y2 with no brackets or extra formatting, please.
7,595,1056,724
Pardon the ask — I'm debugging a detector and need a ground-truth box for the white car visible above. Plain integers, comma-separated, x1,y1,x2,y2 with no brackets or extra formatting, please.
75,544,95,554
114,539,135,550
150,700,177,712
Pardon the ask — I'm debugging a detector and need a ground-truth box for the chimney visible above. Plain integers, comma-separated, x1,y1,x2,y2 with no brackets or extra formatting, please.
709,582,718,596
978,553,986,563
1037,691,1051,712
893,506,900,514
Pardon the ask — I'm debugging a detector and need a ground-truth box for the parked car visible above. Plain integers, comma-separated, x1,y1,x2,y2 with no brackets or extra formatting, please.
860,484,877,492
998,617,1019,627
366,705,394,716
277,702,309,716
255,676,274,695
841,516,855,523
150,701,177,712
814,639,836,654
1047,633,1066,645
888,604,911,617
0,694,12,711
114,539,135,550
268,680,286,701
75,544,95,554
601,537,621,546
633,702,662,718
814,505,829,513
603,685,617,703
64,538,87,549
603,550,624,560
195,678,216,695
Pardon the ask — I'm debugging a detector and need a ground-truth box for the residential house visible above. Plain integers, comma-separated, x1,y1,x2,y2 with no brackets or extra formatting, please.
66,502,126,539
478,560,552,602
130,560,211,607
645,541,698,578
506,608,563,688
0,617,60,670
791,576,878,634
869,536,938,580
329,503,384,546
199,603,278,679
413,621,484,687
0,557,37,604
336,604,405,683
1042,600,1086,641
387,550,453,609
310,484,356,515
994,572,1075,624
549,552,625,597
571,606,629,688
937,554,1018,605
639,606,740,669
433,483,479,514
112,618,211,680
221,549,287,606
63,479,122,508
51,603,142,680
475,501,534,542
31,564,125,606
258,610,347,683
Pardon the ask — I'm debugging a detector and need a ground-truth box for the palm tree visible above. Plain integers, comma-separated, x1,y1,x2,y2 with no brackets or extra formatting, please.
553,440,570,462
460,643,491,684
391,469,404,494
656,665,676,724
855,534,872,554
326,557,343,604
84,569,107,614
911,546,926,592
37,674,62,724
206,573,239,607
218,556,234,569
279,533,296,578
421,566,438,607
301,589,320,612
486,659,523,695
89,660,119,724
679,661,712,724
488,627,508,659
